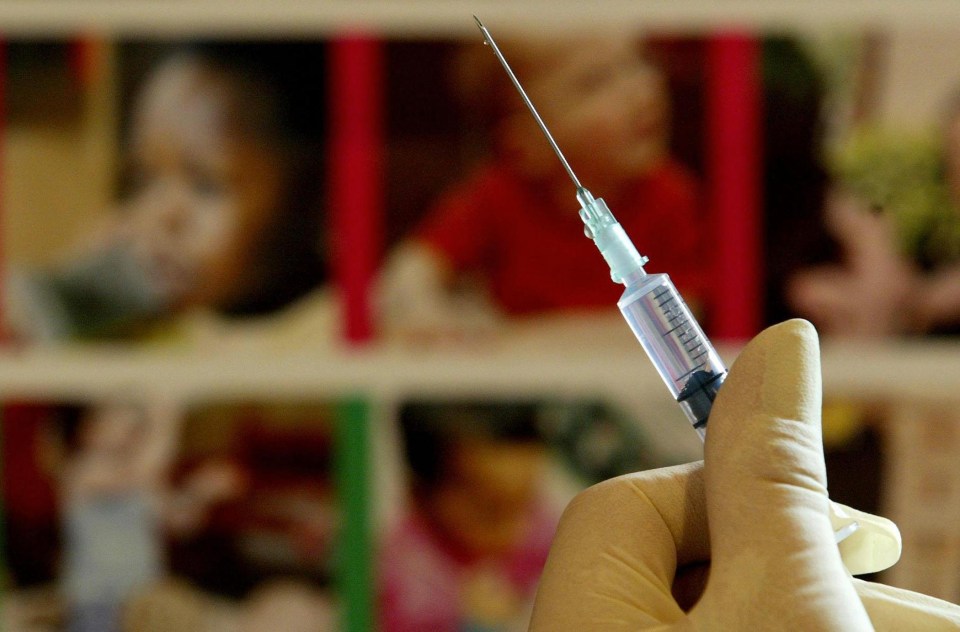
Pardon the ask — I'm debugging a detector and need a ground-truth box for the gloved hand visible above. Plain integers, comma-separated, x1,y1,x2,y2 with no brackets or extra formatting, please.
529,320,960,630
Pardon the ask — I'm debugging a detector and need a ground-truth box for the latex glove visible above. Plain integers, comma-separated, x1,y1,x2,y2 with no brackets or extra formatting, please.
529,320,960,630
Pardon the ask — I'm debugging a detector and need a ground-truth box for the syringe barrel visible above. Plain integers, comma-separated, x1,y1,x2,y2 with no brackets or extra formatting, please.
618,272,727,438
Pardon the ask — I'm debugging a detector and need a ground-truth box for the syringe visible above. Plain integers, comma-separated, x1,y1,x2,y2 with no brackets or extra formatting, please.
474,16,724,440
473,17,861,545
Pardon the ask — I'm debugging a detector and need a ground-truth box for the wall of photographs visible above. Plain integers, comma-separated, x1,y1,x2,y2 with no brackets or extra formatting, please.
4,4,960,632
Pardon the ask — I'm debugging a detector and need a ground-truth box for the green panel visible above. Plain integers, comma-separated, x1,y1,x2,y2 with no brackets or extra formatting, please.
335,397,373,632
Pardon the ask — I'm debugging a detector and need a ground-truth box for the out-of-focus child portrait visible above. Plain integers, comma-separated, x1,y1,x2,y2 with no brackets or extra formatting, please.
8,41,328,344
374,34,710,631
10,14,960,632
378,34,707,338
59,402,170,632
788,98,960,337
8,397,340,632
59,400,244,632
381,401,558,632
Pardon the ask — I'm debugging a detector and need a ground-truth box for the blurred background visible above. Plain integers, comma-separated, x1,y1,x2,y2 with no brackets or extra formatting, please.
3,2,960,631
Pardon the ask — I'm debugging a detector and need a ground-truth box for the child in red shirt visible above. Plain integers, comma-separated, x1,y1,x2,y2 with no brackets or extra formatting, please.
380,35,705,333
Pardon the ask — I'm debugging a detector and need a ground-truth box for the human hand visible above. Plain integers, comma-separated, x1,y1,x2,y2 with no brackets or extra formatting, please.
789,193,917,338
529,320,960,630
376,241,500,346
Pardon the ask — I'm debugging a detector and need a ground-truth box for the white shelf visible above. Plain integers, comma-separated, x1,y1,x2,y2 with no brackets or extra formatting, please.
0,343,662,403
0,1,959,37
0,335,957,407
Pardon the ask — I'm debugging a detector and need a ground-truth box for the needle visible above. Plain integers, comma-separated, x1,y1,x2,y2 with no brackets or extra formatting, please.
473,15,583,190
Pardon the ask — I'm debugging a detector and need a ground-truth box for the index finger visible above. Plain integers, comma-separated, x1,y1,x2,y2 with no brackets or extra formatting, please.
529,462,708,631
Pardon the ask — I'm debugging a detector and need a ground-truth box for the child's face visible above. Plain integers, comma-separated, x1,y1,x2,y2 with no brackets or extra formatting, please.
427,438,546,558
125,58,287,310
81,406,143,456
505,37,669,186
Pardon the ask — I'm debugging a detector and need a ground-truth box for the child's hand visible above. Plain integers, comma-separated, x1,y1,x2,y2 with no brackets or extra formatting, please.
529,320,960,630
788,192,916,337
377,242,500,346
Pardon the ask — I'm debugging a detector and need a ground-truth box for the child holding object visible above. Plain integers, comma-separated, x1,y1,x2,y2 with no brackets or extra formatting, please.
9,42,328,343
60,399,245,632
379,34,706,338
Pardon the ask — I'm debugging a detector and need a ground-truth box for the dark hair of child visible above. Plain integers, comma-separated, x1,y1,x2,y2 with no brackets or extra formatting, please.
398,400,542,491
122,41,329,316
